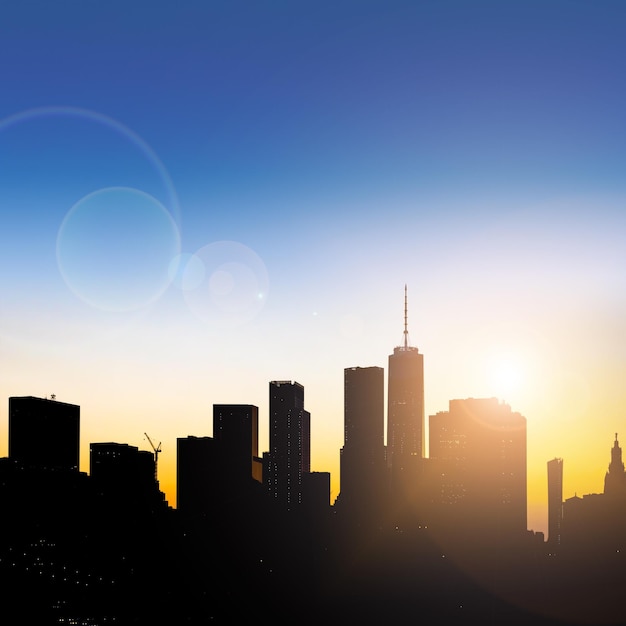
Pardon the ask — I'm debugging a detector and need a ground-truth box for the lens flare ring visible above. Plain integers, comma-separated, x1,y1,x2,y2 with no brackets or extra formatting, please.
56,186,181,313
182,240,270,328
0,105,181,226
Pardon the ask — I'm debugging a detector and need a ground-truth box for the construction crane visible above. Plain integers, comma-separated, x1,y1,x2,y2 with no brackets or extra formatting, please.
144,432,162,483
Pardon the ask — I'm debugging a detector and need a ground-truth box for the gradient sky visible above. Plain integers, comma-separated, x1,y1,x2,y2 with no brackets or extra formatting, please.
2,0,626,536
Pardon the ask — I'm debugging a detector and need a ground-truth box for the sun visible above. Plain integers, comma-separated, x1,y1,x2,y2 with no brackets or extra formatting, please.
487,352,526,401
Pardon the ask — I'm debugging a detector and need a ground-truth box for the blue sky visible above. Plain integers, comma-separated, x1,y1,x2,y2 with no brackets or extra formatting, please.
2,0,626,533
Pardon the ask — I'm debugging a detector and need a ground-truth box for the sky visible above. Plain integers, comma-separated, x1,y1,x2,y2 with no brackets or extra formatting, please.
2,0,626,536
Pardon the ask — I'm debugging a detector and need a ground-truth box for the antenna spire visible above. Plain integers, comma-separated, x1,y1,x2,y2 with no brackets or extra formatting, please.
403,284,408,348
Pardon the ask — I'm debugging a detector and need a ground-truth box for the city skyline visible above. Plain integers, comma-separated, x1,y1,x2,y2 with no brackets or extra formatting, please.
3,1,626,540
2,361,623,541
8,386,626,624
2,291,624,538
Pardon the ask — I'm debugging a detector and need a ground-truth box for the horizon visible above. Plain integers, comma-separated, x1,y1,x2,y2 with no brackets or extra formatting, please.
3,0,626,539
1,347,620,539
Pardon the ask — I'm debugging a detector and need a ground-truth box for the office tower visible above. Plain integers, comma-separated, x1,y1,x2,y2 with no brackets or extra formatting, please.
302,471,331,511
90,442,164,509
176,435,217,516
213,404,262,485
338,366,387,519
547,457,563,550
267,381,310,510
90,442,155,485
387,286,425,520
177,405,262,517
429,398,527,541
9,395,80,472
603,433,626,498
387,285,425,461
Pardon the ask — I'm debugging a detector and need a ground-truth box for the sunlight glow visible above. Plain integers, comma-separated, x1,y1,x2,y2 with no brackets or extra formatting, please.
487,353,526,400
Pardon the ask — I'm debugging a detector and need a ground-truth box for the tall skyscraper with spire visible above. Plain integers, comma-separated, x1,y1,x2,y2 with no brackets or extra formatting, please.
386,286,425,522
387,285,425,461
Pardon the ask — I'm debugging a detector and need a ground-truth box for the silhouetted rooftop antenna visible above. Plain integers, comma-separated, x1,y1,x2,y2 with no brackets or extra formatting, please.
398,284,419,352
403,284,409,348
144,432,162,482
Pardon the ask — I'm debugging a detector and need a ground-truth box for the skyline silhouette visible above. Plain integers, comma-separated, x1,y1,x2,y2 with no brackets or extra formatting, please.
1,282,624,538
5,351,623,535
3,381,626,623
2,267,623,536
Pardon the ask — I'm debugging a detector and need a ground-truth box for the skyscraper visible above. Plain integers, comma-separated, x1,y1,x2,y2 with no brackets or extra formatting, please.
429,397,527,541
176,405,262,516
338,366,387,520
176,435,216,516
547,457,563,550
387,286,425,521
90,442,165,510
387,285,425,462
603,433,626,498
9,395,80,472
267,381,310,510
90,442,155,486
213,404,262,485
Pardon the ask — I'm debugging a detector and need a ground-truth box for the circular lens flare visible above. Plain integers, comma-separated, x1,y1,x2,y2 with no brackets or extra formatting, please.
182,240,270,328
56,187,181,312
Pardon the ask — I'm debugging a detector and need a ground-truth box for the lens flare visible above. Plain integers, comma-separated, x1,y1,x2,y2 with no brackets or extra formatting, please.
56,187,181,312
0,105,181,226
182,240,270,328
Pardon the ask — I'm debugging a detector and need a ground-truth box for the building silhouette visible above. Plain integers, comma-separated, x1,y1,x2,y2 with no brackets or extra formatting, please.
213,404,263,485
547,457,563,552
337,366,387,521
177,404,262,516
604,433,626,497
90,442,154,484
387,285,425,525
266,381,310,510
429,398,527,543
562,434,626,558
90,442,166,512
176,435,216,516
9,395,80,472
301,470,331,511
